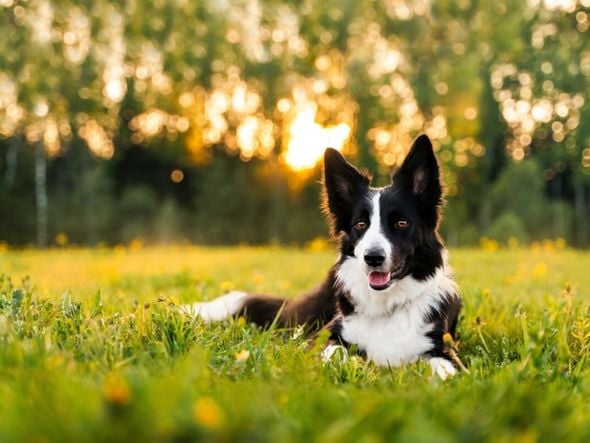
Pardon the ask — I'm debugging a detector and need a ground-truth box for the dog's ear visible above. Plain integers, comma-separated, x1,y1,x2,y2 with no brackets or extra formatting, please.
394,134,443,212
323,148,370,235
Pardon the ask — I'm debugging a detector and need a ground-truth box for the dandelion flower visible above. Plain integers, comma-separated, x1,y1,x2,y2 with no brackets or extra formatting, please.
103,374,131,406
55,233,69,246
235,349,250,362
193,398,225,430
252,274,265,285
443,333,454,347
220,281,235,292
531,262,547,280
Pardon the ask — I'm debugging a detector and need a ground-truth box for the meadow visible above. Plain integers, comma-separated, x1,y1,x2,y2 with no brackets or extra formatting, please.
1,244,589,442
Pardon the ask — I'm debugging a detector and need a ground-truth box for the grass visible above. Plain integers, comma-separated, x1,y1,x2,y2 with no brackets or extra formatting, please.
1,245,589,442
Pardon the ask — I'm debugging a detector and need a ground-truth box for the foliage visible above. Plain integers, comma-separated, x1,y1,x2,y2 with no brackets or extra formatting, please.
1,1,590,246
487,212,529,244
0,246,590,442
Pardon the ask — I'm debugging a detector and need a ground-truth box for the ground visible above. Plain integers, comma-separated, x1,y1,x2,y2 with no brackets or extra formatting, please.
0,245,589,442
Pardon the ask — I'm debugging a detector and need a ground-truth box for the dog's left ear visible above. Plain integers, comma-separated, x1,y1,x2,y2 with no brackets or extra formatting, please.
394,134,442,208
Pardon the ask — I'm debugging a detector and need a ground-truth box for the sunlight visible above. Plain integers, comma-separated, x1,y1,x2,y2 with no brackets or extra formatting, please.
0,74,23,137
78,119,114,159
542,0,578,11
129,109,190,145
492,63,585,161
282,102,351,171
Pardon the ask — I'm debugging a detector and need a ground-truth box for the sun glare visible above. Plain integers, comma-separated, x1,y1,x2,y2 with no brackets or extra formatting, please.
282,102,351,171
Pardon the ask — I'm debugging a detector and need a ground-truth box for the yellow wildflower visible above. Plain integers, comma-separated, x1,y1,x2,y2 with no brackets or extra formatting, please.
193,397,225,430
280,280,291,290
306,237,330,251
46,355,65,369
103,374,131,406
531,262,547,280
219,281,235,292
542,239,555,252
479,237,499,252
235,349,250,362
128,237,144,251
443,333,454,347
251,273,265,285
55,233,69,246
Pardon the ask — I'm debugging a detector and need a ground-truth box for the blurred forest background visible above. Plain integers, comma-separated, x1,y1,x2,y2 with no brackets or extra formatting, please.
1,0,590,248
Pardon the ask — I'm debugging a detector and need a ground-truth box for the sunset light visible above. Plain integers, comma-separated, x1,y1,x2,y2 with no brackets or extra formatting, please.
282,102,351,171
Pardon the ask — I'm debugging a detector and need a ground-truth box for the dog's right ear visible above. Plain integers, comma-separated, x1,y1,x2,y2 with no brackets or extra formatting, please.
322,148,371,235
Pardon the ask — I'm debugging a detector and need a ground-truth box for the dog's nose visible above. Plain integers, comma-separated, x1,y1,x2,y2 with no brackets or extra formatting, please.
364,248,385,267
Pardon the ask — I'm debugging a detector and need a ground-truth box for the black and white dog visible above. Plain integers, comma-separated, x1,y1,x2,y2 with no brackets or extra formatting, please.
184,134,461,379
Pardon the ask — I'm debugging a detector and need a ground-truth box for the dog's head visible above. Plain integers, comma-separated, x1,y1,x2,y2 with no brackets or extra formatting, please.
323,134,444,290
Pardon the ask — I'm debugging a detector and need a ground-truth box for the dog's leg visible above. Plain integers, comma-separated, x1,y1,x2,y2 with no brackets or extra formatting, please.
424,333,459,380
321,341,349,363
181,291,248,322
320,316,359,363
181,268,338,329
428,357,457,380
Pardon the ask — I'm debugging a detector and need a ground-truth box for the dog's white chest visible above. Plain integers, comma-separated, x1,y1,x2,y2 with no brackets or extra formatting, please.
340,308,434,366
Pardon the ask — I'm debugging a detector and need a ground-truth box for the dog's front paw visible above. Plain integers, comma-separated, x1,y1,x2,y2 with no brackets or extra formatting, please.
321,344,349,364
429,357,457,380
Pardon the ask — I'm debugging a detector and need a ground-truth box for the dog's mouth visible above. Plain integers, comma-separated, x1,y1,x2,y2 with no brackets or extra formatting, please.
368,261,406,290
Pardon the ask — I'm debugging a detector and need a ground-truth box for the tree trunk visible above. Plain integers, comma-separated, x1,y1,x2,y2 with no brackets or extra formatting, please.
4,136,19,188
35,142,48,248
269,155,283,244
84,164,98,245
575,182,587,247
551,173,565,239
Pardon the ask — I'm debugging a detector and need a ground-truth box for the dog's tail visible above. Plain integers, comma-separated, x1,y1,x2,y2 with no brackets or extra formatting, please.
182,270,337,330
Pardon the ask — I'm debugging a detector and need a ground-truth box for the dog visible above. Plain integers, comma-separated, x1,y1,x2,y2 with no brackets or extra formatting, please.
183,134,461,379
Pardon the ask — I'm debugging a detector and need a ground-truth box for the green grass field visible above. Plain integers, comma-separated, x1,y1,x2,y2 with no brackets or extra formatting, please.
1,245,589,442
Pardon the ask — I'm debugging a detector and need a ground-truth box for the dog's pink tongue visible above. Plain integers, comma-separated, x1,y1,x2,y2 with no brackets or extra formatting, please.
369,271,390,287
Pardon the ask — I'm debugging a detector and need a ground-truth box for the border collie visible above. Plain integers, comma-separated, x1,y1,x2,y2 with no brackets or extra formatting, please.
184,134,461,379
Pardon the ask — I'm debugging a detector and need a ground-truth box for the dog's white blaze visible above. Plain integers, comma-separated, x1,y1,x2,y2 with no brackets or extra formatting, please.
429,357,457,380
181,291,247,322
335,262,457,367
353,191,392,269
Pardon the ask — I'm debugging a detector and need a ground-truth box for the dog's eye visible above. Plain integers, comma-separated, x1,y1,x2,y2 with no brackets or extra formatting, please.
394,220,410,229
353,221,368,230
